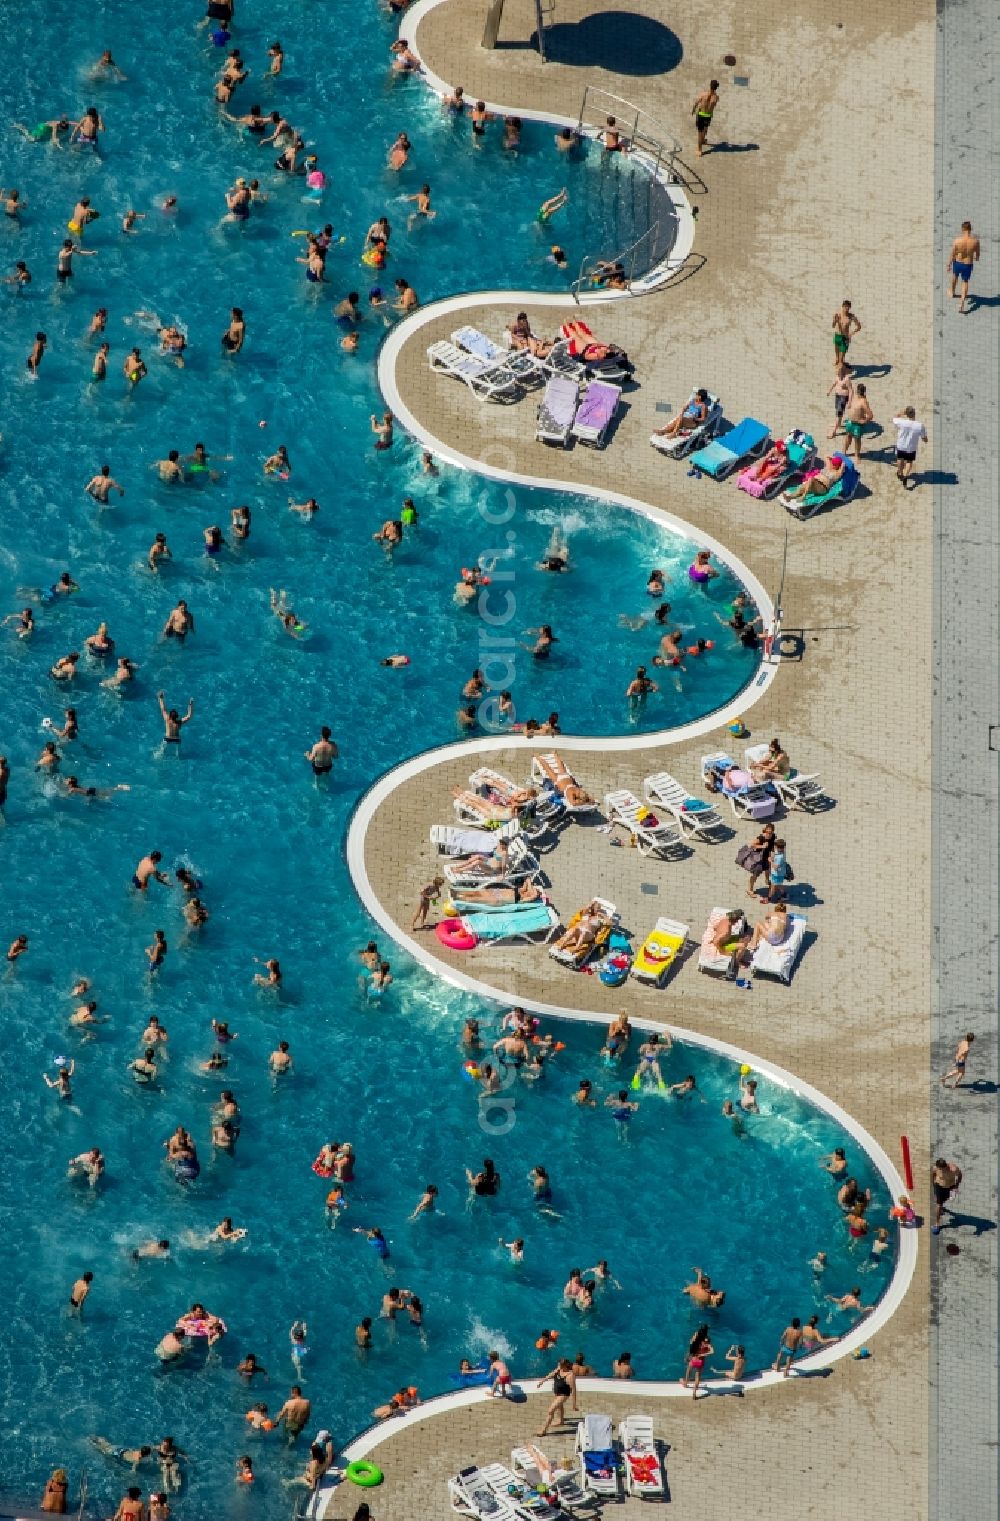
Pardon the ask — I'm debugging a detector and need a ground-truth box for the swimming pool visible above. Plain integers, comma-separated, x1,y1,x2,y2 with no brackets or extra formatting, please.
0,0,866,1511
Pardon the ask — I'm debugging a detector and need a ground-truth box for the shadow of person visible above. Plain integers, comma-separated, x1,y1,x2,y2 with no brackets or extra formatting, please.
532,12,683,75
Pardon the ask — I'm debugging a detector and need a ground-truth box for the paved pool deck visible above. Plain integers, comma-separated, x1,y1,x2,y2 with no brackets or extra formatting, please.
330,0,998,1518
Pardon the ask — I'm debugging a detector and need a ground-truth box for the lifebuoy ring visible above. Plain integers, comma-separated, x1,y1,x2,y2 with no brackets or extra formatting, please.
346,1461,384,1488
435,919,478,952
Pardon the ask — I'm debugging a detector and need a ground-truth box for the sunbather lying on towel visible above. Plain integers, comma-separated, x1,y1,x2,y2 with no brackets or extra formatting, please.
533,752,594,806
506,312,552,359
554,903,607,953
652,388,710,439
783,454,845,501
741,439,788,485
450,879,544,906
749,738,792,781
453,787,516,823
748,902,791,952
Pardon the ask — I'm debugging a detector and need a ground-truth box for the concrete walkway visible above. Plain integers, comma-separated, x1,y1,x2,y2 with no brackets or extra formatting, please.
929,0,999,1511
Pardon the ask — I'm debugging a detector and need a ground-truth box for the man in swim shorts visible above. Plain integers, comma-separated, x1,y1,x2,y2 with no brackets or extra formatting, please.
947,221,980,312
275,1386,311,1445
691,81,719,156
831,299,861,366
930,1157,962,1231
772,1317,803,1376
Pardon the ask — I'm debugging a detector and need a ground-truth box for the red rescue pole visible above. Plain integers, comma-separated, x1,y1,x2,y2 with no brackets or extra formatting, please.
900,1135,914,1192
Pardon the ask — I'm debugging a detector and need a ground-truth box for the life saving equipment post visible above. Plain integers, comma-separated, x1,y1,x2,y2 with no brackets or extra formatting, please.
481,0,549,60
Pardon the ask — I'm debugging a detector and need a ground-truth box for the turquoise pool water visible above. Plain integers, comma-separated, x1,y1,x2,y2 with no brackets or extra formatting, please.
0,0,884,1513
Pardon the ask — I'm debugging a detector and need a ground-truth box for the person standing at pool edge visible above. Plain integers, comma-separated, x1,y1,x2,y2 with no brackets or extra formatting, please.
691,81,719,156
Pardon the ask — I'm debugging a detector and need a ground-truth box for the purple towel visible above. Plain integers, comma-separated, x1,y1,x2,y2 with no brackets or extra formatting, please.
575,380,620,432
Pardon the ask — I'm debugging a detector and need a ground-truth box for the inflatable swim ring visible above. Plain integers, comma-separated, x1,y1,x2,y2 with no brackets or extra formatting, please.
346,1461,384,1488
435,919,477,952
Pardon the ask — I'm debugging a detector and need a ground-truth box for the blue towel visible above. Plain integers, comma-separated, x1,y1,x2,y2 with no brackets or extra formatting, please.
583,1451,618,1477
463,905,553,939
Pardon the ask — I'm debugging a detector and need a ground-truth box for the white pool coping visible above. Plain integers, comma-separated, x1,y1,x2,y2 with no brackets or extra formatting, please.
313,10,919,1504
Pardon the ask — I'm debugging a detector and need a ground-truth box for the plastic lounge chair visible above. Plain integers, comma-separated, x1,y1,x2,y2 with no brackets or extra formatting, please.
571,380,621,447
649,391,722,458
751,912,808,983
698,906,750,975
700,752,776,820
448,1467,520,1521
617,1415,664,1499
452,326,541,384
530,753,600,817
643,771,727,840
689,416,770,479
510,1448,591,1511
782,459,859,520
575,1414,619,1498
737,429,816,499
630,916,689,986
741,747,830,811
442,834,540,888
549,898,617,968
427,340,521,402
604,788,682,856
431,820,521,855
458,902,559,944
535,374,580,446
452,791,517,827
539,338,587,382
478,1465,563,1521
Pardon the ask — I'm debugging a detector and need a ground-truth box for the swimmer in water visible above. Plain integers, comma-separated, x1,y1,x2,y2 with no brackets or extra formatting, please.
148,532,172,572
537,526,569,572
158,692,194,747
269,588,306,637
405,185,435,229
85,465,125,504
537,188,569,223
264,445,291,477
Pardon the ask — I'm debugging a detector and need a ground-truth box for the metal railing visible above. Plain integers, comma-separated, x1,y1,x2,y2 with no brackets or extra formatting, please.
576,86,683,182
571,219,660,301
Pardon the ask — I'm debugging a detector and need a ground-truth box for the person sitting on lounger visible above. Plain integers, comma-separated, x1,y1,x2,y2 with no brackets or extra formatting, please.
506,312,552,359
747,903,791,953
750,738,792,781
783,454,845,501
704,907,750,959
741,438,788,485
652,389,710,439
458,838,510,876
532,752,595,807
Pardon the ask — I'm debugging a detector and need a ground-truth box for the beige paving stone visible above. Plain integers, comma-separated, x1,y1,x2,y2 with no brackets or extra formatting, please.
345,0,936,1516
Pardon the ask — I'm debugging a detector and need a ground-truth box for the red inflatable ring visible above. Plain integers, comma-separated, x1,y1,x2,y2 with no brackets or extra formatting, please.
435,918,478,951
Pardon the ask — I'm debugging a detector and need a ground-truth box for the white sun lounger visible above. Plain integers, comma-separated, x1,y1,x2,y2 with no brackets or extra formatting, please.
448,1467,520,1521
751,911,808,983
427,340,520,402
431,820,521,855
453,326,542,385
477,1464,563,1521
742,747,830,811
700,752,776,820
530,753,600,817
536,374,580,446
605,789,682,857
575,1413,619,1498
649,390,722,457
617,1416,664,1499
698,905,748,975
643,770,727,840
549,897,618,968
442,834,540,887
459,902,560,944
539,337,586,382
571,380,621,447
510,1449,592,1511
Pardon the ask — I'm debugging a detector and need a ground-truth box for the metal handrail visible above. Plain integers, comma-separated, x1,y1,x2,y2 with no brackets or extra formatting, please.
576,85,682,171
571,219,660,301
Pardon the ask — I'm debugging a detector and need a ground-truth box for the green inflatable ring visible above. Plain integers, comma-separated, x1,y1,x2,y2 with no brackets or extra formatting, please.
346,1461,384,1488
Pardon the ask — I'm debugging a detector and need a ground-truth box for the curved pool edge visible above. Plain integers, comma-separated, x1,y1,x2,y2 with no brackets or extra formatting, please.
321,3,917,1484
401,0,698,295
342,774,918,1397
